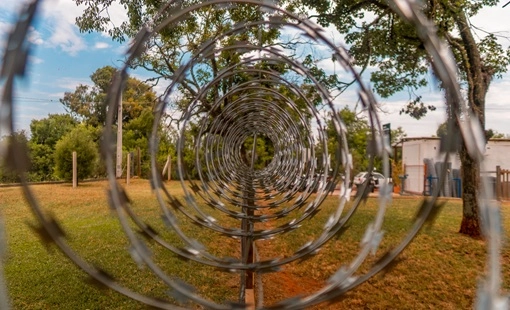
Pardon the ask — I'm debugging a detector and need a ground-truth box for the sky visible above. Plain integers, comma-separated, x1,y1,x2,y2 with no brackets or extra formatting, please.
1,0,510,138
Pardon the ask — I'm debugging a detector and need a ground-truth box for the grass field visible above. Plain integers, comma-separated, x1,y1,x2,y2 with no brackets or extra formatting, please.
0,179,509,309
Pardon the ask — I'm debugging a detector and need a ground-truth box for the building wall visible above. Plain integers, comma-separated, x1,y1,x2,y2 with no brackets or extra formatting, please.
402,141,424,193
484,140,510,170
401,138,510,194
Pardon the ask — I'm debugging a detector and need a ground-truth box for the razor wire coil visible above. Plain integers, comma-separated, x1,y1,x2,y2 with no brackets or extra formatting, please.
0,0,505,309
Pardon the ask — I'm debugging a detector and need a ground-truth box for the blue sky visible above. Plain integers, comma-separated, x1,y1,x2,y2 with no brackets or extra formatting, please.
1,0,510,138
0,0,129,133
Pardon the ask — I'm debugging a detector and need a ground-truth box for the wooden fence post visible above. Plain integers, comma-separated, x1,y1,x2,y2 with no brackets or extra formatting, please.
137,147,141,177
167,155,171,181
126,153,131,185
496,166,501,201
72,151,77,188
162,155,171,181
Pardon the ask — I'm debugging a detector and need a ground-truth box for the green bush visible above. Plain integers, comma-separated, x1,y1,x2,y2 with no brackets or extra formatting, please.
54,126,98,181
28,143,55,181
0,131,30,183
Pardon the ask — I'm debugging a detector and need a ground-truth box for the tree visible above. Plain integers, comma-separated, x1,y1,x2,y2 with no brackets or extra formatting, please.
0,131,29,183
123,108,166,178
323,107,371,177
243,135,275,170
391,126,407,145
71,1,345,126
72,1,353,185
60,65,164,178
28,114,78,180
301,0,510,238
437,120,504,142
60,66,157,127
485,128,505,140
436,121,448,140
54,126,98,181
74,2,276,117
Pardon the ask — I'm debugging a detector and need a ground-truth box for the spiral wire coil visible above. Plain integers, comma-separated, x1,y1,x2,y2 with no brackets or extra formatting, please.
0,0,505,309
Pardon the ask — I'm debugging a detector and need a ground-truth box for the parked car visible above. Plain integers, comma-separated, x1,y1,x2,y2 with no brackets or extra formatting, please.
353,171,391,191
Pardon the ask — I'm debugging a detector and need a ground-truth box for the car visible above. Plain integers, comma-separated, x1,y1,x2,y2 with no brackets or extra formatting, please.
353,171,391,191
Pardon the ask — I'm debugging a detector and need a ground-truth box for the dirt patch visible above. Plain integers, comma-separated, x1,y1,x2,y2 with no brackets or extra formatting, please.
252,196,333,308
260,270,323,301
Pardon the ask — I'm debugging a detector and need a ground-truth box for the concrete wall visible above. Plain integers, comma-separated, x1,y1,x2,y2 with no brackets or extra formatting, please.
401,138,457,194
401,138,510,194
484,140,510,170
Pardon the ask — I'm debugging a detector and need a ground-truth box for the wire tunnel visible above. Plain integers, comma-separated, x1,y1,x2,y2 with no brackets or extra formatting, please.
0,0,505,309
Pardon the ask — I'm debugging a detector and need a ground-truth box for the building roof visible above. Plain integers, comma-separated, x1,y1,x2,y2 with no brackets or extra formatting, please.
393,136,510,147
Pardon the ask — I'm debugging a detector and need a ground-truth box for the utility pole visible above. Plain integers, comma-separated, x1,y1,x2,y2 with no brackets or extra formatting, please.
116,93,123,178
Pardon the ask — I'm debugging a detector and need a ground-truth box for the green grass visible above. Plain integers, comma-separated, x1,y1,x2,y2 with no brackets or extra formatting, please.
256,196,510,309
0,180,509,309
1,180,240,309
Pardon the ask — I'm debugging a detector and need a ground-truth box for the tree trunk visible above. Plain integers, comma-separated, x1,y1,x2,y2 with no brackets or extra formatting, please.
454,11,490,238
458,143,481,238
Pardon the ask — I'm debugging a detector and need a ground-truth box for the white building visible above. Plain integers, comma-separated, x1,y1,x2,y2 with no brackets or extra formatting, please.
400,137,510,195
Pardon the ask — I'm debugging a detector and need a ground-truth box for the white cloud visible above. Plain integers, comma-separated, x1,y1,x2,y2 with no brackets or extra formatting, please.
28,56,43,65
53,76,92,90
470,6,510,47
28,26,44,45
46,20,86,56
41,0,89,28
484,77,510,134
2,0,509,137
0,0,19,13
14,103,67,132
486,78,510,104
37,0,129,55
372,75,510,138
103,2,129,31
6,0,125,56
42,0,129,36
94,42,110,49
28,75,91,94
0,20,9,36
0,0,90,56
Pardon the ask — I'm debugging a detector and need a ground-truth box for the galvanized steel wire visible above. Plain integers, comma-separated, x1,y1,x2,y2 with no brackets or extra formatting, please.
0,0,504,309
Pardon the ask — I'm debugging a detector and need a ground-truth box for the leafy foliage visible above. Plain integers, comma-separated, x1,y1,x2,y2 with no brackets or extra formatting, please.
74,2,277,109
58,65,168,179
243,135,275,170
390,126,407,145
301,0,510,237
0,131,30,183
28,114,78,181
60,66,157,126
436,121,448,140
322,107,371,177
30,114,78,147
123,108,175,178
71,1,348,126
300,0,509,116
436,120,505,142
399,96,436,120
54,126,99,181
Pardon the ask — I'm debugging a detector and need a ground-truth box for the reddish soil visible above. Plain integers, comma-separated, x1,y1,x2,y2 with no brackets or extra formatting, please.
261,270,323,300
252,194,336,309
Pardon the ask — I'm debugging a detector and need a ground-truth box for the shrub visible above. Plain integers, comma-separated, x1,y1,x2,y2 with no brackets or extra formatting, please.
54,126,98,181
392,159,404,187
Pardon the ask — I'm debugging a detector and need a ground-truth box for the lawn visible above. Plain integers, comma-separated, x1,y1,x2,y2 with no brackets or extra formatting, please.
0,179,509,309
